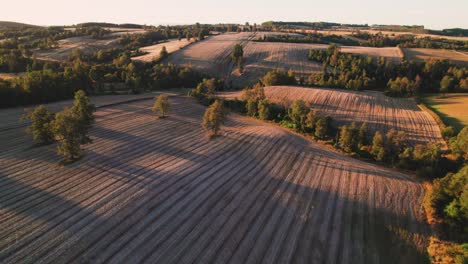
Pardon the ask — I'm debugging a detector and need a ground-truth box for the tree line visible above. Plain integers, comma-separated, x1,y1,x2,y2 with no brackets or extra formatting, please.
307,45,467,96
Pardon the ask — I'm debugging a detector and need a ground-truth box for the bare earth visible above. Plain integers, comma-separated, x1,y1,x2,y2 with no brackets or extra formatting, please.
0,96,428,263
219,86,444,146
132,39,195,62
403,48,468,66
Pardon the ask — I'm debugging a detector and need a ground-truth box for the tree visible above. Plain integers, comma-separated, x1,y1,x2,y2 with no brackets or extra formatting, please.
371,131,386,161
386,129,407,163
22,105,55,145
358,123,368,148
440,75,454,93
257,99,270,120
288,100,308,131
242,83,265,101
315,117,329,139
195,78,221,96
261,70,296,86
246,100,257,117
441,126,455,140
71,90,95,144
52,107,82,161
202,100,227,136
305,110,316,132
425,165,467,236
232,44,244,72
152,95,170,117
159,46,168,60
450,126,468,161
338,123,359,153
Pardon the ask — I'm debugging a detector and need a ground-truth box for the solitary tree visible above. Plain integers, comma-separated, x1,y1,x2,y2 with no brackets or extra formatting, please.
152,95,171,118
159,46,168,60
232,44,244,72
22,105,55,145
202,100,227,136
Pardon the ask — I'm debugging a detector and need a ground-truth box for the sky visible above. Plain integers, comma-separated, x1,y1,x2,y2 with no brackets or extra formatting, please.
3,0,467,30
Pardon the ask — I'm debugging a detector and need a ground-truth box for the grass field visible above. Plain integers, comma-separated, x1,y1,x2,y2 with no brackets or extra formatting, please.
403,48,468,66
0,96,428,263
422,93,468,132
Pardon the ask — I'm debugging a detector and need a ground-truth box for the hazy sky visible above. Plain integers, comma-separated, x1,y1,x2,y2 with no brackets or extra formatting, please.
3,0,467,30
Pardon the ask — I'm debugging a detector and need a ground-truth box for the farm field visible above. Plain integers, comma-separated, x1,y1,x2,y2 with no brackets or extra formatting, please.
230,41,325,87
33,35,121,62
0,93,161,131
167,32,256,80
219,86,444,146
0,96,428,264
168,32,402,87
132,39,195,62
288,29,468,42
403,48,468,65
422,93,468,131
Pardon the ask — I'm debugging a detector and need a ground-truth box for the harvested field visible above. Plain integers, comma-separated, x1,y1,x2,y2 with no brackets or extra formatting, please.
288,29,468,42
403,48,468,65
0,95,428,263
339,46,402,62
132,39,195,62
422,93,468,131
0,93,159,131
219,86,444,146
230,42,325,87
168,33,402,87
167,32,256,80
33,36,121,62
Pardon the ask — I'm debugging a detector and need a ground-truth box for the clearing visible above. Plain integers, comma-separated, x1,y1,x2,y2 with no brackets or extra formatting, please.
219,86,444,146
0,95,428,263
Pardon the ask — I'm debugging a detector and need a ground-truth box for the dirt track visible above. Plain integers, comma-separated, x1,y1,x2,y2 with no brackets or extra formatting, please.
0,96,428,263
219,86,445,146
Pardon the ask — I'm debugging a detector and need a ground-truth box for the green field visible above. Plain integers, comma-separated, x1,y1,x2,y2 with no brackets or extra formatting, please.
423,93,468,132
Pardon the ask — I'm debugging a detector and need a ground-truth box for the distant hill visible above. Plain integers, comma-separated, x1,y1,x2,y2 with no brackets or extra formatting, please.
0,21,40,29
76,22,144,29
